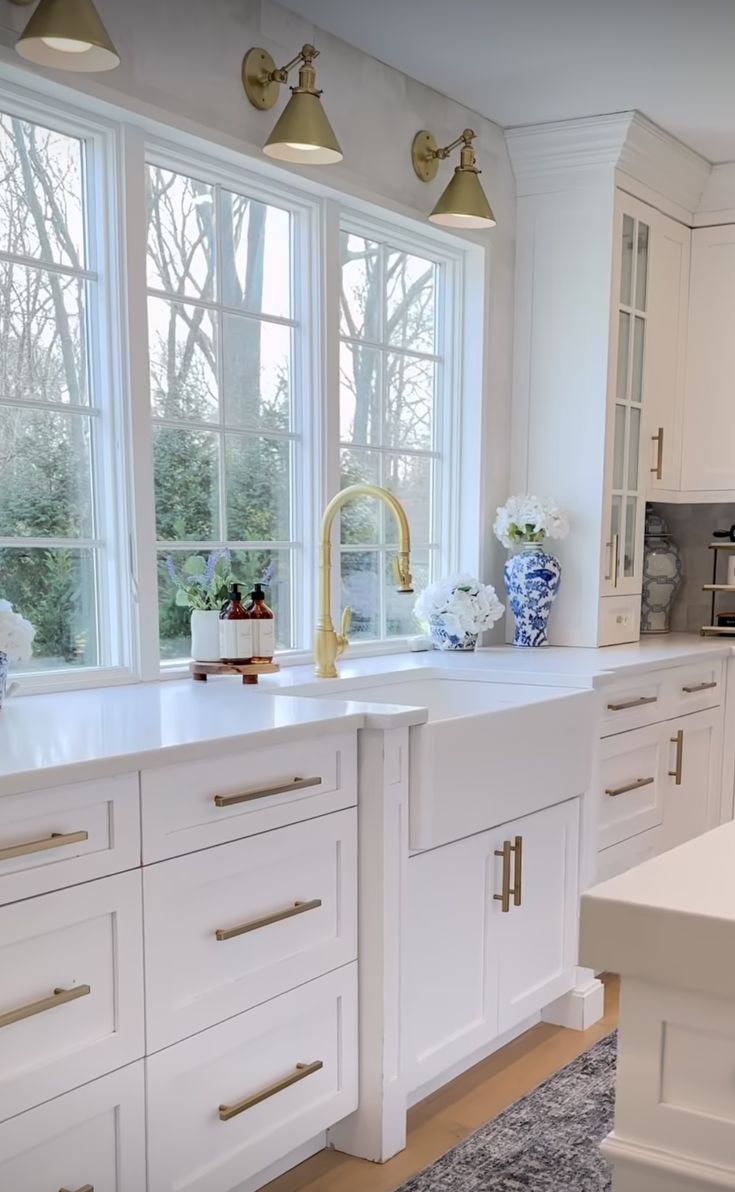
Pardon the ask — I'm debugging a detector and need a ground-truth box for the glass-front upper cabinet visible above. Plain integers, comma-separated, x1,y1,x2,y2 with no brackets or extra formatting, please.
603,199,650,597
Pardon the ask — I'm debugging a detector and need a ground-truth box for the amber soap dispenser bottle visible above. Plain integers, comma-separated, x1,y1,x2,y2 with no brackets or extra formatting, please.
218,583,253,662
249,583,275,662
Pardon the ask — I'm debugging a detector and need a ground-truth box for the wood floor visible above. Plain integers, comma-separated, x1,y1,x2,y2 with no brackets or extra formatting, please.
264,975,619,1192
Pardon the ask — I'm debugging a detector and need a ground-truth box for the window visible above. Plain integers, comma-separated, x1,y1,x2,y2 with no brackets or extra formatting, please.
339,226,445,640
0,108,116,673
145,163,302,660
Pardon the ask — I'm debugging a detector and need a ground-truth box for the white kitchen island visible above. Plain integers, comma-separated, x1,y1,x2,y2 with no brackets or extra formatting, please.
581,820,735,1192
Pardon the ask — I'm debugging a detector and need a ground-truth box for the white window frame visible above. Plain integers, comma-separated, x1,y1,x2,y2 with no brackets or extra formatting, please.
0,78,133,693
0,73,479,692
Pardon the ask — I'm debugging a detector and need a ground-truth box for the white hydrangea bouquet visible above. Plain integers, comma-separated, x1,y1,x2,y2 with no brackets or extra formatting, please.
414,573,504,652
493,494,569,549
0,599,35,706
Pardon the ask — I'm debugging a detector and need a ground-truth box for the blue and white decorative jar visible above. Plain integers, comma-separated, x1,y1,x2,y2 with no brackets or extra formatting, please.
0,651,8,710
504,544,562,647
428,617,478,652
641,508,682,634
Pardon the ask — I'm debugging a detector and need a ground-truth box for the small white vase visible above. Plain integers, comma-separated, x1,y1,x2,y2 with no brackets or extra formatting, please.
190,610,221,662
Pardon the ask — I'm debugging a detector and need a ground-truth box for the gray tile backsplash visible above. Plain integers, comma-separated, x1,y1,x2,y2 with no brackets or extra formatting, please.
650,503,735,634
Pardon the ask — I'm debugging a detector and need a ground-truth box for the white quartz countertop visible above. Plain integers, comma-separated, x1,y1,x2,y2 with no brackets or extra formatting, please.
1,633,730,796
580,820,735,999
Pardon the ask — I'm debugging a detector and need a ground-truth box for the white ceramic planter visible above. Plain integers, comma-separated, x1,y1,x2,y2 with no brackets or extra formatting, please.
190,610,221,662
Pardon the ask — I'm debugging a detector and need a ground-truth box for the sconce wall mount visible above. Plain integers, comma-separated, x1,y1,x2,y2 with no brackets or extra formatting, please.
412,127,496,230
243,42,342,165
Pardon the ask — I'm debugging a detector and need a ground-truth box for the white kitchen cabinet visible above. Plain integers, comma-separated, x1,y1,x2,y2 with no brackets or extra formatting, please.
405,798,580,1090
661,707,722,852
682,225,735,494
645,209,690,496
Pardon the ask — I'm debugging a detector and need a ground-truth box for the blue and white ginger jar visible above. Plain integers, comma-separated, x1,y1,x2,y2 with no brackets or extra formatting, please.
428,617,478,652
504,544,561,647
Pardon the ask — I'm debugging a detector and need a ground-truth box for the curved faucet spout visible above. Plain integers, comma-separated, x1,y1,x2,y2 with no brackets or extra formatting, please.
315,484,413,678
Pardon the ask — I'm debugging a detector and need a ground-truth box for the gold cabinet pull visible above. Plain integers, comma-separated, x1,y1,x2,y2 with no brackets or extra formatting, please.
59,1185,94,1192
494,840,512,913
669,729,684,785
215,899,322,941
682,681,717,694
219,1060,323,1121
214,776,322,808
607,695,658,712
0,984,91,1030
605,776,655,798
651,426,665,479
0,830,88,864
512,835,523,907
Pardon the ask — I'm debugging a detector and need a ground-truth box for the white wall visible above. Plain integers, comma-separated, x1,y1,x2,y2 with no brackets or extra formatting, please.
0,0,516,600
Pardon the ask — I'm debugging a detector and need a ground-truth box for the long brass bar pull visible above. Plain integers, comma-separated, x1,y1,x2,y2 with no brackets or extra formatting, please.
215,899,322,941
494,841,512,913
59,1184,94,1192
512,836,523,908
219,1060,323,1121
651,426,665,479
0,984,91,1030
669,729,684,785
0,830,88,864
607,696,658,712
682,681,717,694
605,776,655,798
214,776,322,808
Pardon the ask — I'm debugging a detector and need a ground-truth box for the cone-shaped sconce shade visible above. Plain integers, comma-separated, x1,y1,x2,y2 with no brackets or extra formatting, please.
263,90,342,165
429,165,496,230
15,0,119,72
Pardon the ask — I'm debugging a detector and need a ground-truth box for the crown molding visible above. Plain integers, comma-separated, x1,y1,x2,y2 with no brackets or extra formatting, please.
506,111,711,221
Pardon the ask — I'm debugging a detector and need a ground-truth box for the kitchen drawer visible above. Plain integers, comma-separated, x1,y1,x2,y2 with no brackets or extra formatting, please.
147,964,358,1192
0,773,140,906
144,808,358,1050
141,731,357,862
596,826,662,882
600,672,667,736
664,659,724,715
0,871,145,1122
598,725,665,850
0,1061,145,1191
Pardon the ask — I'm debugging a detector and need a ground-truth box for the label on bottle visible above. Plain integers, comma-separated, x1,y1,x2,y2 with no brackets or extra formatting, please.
219,619,253,662
253,618,275,661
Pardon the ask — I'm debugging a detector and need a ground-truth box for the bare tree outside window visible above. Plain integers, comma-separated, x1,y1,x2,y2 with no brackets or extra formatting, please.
339,230,441,640
147,165,297,660
0,112,101,670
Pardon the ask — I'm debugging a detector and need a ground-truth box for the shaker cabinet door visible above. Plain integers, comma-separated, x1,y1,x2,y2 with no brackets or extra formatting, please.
682,225,735,493
661,708,722,852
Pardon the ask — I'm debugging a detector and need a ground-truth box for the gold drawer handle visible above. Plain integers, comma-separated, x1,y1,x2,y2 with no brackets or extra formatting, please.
219,1059,323,1121
605,776,655,798
682,681,717,694
651,426,664,479
59,1185,94,1192
494,836,522,913
607,696,658,712
669,729,684,786
214,776,322,808
0,830,89,864
215,898,322,941
0,984,91,1030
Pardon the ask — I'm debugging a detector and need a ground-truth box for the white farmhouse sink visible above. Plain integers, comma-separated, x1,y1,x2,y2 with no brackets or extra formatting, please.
271,671,596,851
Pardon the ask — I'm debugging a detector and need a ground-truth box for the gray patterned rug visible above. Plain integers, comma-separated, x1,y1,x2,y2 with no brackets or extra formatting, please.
398,1032,616,1191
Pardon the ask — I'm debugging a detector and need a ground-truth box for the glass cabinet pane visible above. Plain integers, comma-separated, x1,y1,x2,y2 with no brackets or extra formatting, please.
617,312,630,402
628,407,641,490
624,496,637,578
620,214,634,306
613,404,626,490
631,316,645,403
635,223,649,311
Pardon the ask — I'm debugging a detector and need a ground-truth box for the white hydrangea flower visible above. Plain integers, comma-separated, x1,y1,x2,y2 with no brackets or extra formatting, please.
493,494,570,549
0,600,35,664
414,573,505,634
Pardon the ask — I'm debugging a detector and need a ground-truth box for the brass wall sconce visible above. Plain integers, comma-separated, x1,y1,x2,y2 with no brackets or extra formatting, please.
242,42,342,165
9,0,119,72
412,127,496,229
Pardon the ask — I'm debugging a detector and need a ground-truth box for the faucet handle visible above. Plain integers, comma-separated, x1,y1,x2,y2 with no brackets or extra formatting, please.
337,606,352,656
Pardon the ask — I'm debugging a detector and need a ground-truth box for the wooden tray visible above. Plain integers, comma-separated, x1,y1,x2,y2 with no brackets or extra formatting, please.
190,661,280,685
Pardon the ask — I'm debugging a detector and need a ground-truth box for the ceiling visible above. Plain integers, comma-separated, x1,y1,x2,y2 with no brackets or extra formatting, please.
284,0,735,163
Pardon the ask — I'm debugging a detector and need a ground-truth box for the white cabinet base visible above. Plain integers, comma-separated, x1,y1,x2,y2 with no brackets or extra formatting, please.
542,967,605,1031
603,1132,735,1192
